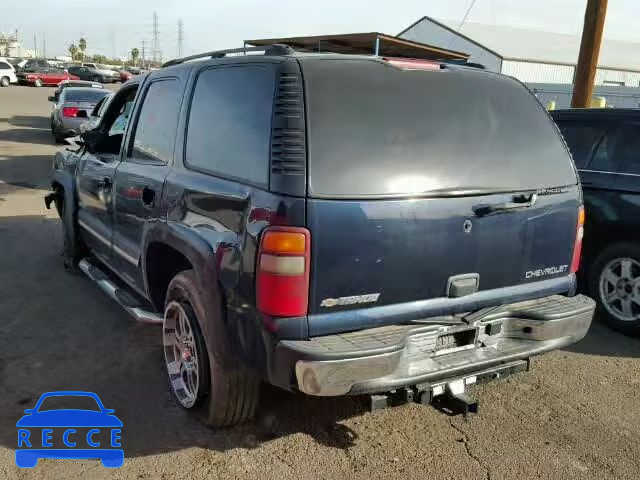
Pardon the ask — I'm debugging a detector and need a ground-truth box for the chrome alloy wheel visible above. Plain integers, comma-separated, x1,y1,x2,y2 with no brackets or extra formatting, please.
599,257,640,322
163,301,202,408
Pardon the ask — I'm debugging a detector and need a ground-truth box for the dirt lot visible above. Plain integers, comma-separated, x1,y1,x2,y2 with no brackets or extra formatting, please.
0,85,639,480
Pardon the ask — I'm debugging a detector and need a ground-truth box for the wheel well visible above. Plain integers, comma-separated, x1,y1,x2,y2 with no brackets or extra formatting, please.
145,243,193,311
583,226,640,274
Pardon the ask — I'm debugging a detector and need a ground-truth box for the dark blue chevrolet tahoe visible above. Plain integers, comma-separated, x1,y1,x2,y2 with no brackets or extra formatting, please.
552,108,640,336
47,45,595,426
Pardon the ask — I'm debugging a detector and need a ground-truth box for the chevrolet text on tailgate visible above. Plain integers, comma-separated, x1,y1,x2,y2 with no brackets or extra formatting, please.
46,45,595,426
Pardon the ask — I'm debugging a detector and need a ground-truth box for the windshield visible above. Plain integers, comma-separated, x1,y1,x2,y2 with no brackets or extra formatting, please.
37,395,101,412
303,59,577,198
63,88,110,103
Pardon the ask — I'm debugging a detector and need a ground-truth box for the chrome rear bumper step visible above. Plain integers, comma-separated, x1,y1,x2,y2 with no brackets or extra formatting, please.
79,258,163,325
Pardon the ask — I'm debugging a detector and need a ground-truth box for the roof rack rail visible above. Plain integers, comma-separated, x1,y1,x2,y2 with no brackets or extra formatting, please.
162,44,295,68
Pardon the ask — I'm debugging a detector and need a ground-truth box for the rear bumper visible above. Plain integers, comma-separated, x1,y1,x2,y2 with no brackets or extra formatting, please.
269,294,595,396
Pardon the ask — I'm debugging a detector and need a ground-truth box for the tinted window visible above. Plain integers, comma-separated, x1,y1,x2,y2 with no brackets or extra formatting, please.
0,62,10,70
591,125,640,174
556,122,605,168
129,79,181,163
64,89,110,102
185,66,274,186
303,59,577,197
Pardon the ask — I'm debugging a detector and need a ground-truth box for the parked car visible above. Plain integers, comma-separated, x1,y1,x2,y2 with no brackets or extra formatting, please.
117,69,133,82
17,68,79,87
16,58,54,72
46,46,595,427
52,79,104,102
79,91,114,133
68,65,112,84
50,87,110,142
81,63,119,82
0,58,18,86
551,108,640,335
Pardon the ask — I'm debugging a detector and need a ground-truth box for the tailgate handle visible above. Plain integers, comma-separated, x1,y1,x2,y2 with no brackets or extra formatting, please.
472,192,537,217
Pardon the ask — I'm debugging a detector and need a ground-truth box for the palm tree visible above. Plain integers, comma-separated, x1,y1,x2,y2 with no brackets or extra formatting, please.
78,38,87,62
68,43,78,61
131,47,139,66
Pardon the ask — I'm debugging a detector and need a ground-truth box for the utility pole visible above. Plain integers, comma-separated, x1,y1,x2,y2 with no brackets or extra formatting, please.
141,39,146,68
571,0,608,108
43,34,46,59
177,18,184,58
33,34,37,58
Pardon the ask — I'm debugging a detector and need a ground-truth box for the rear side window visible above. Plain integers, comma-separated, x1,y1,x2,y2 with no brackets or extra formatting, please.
591,124,640,175
129,79,181,164
0,62,10,70
556,122,606,168
303,59,577,197
184,65,274,186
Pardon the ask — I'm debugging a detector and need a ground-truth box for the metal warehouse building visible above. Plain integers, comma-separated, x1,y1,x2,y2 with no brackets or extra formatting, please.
398,16,640,108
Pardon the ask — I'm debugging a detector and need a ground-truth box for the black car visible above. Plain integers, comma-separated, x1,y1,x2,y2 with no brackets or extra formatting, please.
46,46,594,427
67,65,109,83
551,108,640,335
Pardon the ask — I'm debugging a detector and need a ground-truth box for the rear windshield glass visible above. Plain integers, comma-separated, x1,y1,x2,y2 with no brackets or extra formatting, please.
64,89,109,103
303,59,577,198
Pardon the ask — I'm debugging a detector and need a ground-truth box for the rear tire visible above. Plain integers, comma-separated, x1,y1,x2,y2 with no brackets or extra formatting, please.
0,76,9,87
163,270,260,427
587,243,640,336
34,78,43,87
92,75,101,83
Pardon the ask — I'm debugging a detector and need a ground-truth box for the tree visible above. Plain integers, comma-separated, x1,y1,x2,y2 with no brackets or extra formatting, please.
92,54,107,65
130,47,139,66
78,37,87,62
68,43,78,61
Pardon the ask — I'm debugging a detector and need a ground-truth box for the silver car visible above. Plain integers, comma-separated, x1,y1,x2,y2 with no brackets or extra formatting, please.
50,87,111,143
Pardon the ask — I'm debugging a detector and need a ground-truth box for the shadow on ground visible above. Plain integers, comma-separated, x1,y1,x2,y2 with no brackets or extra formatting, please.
1,115,51,129
564,318,639,358
0,215,367,460
0,154,53,190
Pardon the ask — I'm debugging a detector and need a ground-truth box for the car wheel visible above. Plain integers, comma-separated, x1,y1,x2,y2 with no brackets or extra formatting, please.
33,78,43,87
163,269,260,427
0,76,9,87
57,194,85,271
588,243,640,336
92,75,101,83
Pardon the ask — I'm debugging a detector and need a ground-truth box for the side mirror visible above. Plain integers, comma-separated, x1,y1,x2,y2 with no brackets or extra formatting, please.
48,96,56,102
76,110,88,118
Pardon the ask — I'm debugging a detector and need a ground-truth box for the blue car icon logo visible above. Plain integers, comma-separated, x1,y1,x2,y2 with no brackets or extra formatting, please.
16,391,123,468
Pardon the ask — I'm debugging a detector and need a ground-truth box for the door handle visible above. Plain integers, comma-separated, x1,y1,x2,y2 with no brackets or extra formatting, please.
142,186,156,208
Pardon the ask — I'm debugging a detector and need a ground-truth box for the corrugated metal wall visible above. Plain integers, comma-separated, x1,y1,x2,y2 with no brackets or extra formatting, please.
503,60,640,87
399,18,502,72
594,68,640,87
502,60,574,83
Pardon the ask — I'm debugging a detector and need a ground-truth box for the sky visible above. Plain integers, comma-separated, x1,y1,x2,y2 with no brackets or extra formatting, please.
2,0,640,60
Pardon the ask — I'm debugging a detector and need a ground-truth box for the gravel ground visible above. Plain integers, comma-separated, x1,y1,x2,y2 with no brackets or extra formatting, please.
0,85,639,480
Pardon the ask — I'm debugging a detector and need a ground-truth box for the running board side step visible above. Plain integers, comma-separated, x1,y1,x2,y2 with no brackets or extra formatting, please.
79,258,163,325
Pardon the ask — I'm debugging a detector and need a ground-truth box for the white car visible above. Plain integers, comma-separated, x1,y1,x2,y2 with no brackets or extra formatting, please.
0,58,18,87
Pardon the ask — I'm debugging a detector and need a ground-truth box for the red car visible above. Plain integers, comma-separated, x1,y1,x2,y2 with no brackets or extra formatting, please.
17,68,79,87
118,70,133,82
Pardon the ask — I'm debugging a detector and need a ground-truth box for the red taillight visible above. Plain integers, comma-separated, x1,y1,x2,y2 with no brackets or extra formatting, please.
256,227,310,317
383,57,441,70
62,107,79,117
571,206,585,273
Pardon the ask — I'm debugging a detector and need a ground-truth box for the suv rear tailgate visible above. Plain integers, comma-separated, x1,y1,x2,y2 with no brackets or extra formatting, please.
300,58,580,328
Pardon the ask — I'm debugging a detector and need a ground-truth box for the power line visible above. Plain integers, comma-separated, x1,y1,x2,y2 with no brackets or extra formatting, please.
177,18,184,58
456,0,477,32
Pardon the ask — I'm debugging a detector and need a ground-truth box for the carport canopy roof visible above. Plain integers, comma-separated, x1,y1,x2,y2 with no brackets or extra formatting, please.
246,32,470,61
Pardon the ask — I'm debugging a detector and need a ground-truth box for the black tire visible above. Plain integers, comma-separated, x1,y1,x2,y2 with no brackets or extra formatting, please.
587,243,640,336
92,75,101,83
53,130,65,144
164,270,260,427
0,76,9,87
34,78,43,87
57,195,84,271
